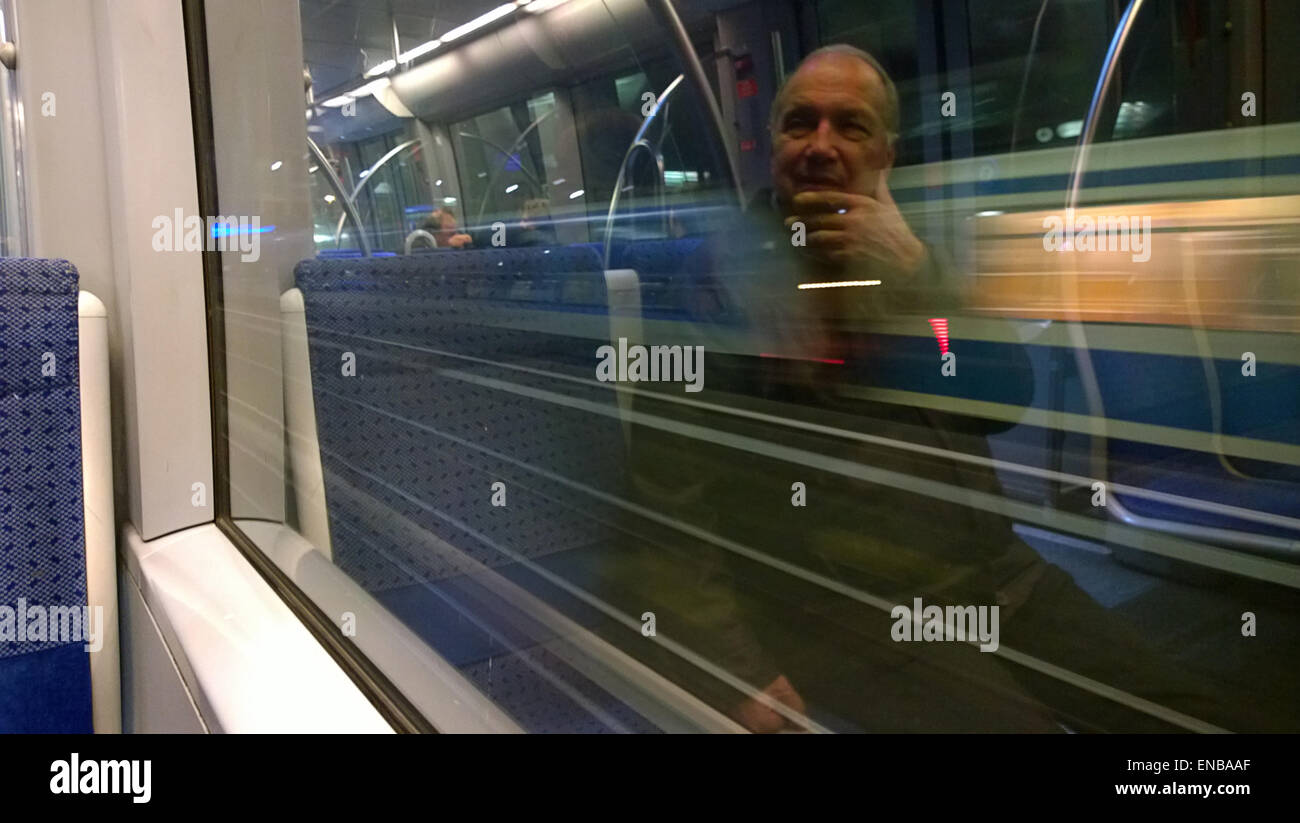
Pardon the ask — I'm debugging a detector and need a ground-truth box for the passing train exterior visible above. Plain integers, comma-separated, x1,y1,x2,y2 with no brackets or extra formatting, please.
0,0,1296,737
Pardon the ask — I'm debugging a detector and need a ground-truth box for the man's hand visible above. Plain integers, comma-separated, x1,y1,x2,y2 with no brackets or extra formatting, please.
447,232,474,249
732,674,808,733
784,173,926,273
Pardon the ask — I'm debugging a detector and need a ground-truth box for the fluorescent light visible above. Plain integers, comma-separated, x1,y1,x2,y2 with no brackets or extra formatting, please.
443,196,457,204
523,0,570,13
568,189,584,199
399,39,441,62
364,58,396,78
308,165,319,174
324,194,336,204
505,184,519,193
796,280,881,290
354,77,390,97
1056,119,1083,139
322,77,387,107
440,3,516,43
976,210,1004,217
551,177,566,185
270,161,283,171
435,179,443,186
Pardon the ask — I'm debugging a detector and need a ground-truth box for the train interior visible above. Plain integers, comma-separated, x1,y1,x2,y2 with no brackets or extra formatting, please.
0,0,1297,733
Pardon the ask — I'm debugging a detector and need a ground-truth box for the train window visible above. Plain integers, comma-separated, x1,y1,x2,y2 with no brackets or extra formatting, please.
814,0,926,164
963,0,1110,155
572,57,729,236
452,90,590,245
206,0,1300,733
818,0,1300,163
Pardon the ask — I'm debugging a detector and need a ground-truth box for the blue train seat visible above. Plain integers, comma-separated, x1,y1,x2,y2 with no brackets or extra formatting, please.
1088,346,1300,548
0,259,95,732
607,237,718,319
289,245,645,730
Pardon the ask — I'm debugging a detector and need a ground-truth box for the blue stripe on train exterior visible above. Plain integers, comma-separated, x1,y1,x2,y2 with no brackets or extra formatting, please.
846,330,1300,541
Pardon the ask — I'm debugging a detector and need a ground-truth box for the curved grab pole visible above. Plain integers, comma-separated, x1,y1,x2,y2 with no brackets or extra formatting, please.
602,74,684,269
467,108,557,228
1061,0,1145,494
333,138,421,251
644,0,745,211
308,136,373,256
456,131,546,228
404,229,437,254
350,138,420,202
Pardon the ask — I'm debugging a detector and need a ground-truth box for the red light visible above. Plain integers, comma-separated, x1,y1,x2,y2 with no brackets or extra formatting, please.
928,318,949,355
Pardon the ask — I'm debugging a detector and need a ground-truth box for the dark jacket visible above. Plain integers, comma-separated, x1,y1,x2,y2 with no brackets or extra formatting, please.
604,195,1219,731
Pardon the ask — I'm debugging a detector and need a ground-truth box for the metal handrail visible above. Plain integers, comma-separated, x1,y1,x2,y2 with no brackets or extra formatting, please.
463,108,556,228
404,228,437,254
332,138,421,251
1055,0,1295,556
308,136,372,256
644,0,744,211
1063,0,1146,481
602,73,684,269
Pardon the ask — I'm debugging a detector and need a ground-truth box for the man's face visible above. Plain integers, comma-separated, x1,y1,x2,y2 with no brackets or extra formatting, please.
771,54,895,211
432,210,457,244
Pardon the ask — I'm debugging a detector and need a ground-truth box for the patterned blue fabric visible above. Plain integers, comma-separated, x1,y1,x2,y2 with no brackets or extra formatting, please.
1090,346,1300,539
296,246,652,731
294,245,620,593
606,237,726,319
0,257,91,733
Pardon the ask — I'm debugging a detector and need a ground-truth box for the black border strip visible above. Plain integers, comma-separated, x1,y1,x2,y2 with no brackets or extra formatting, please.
181,0,435,734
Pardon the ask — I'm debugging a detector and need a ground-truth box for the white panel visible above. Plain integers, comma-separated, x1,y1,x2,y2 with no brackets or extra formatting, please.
604,269,642,447
15,0,135,527
121,522,392,733
119,561,207,734
238,521,522,733
79,291,120,734
280,288,331,558
91,0,213,539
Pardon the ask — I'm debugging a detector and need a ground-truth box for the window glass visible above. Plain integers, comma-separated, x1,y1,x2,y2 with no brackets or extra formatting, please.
210,0,1300,733
452,91,589,245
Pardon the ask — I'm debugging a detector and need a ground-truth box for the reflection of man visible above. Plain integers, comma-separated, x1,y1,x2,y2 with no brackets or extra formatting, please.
611,45,1220,733
769,44,925,273
422,206,474,249
515,198,557,247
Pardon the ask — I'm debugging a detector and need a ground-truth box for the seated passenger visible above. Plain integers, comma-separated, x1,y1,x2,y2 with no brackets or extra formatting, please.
514,197,558,247
608,45,1220,733
422,206,474,249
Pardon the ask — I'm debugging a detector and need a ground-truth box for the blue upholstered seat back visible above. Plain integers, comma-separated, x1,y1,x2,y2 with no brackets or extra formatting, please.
1088,344,1300,538
294,245,626,594
0,258,91,733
